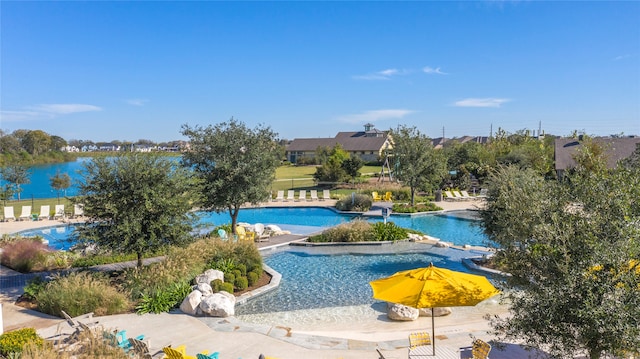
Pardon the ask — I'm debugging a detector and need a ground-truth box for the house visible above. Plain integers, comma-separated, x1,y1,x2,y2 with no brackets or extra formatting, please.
285,123,392,164
554,136,640,178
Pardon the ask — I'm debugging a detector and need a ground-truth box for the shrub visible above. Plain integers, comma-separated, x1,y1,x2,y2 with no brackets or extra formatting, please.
318,220,374,242
36,272,131,317
235,276,249,290
371,221,408,242
392,202,443,213
135,281,192,314
0,328,44,357
1,239,49,273
219,282,234,294
235,263,247,276
22,277,47,301
72,252,138,267
19,327,130,359
210,279,223,292
224,272,236,284
247,271,259,286
335,193,372,212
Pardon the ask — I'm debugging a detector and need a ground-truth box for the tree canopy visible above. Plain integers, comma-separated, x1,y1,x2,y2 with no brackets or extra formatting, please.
480,146,640,358
180,118,281,232
390,125,448,205
74,154,197,267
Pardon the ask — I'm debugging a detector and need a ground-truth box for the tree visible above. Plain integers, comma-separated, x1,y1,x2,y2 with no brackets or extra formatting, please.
22,130,51,156
390,125,448,206
49,171,71,204
313,144,360,184
74,154,197,267
181,118,281,233
480,157,640,358
0,164,31,201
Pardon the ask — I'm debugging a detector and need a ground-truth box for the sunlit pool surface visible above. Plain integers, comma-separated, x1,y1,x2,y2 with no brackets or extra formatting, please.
16,207,488,250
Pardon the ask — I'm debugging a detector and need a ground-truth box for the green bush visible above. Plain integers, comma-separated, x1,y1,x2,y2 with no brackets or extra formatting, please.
135,281,192,314
372,221,408,242
22,277,47,301
72,252,138,267
36,272,131,317
235,276,249,290
224,272,236,284
219,282,234,294
210,279,223,292
247,271,259,286
235,263,247,276
0,328,44,357
335,193,372,211
313,220,374,242
392,202,443,213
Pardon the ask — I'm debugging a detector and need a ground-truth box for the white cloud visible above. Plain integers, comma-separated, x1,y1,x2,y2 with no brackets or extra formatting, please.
423,66,447,75
336,109,415,123
125,99,148,106
31,104,103,115
454,98,511,108
0,103,102,122
352,68,409,80
613,54,633,61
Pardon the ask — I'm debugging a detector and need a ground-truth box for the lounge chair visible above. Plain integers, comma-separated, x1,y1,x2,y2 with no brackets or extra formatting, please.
408,331,432,358
18,205,32,221
54,204,66,220
163,344,216,359
61,310,99,330
471,338,491,359
310,190,319,201
3,206,16,221
235,226,255,242
321,189,331,200
73,203,85,218
104,329,145,352
217,229,229,241
275,190,285,201
443,191,458,201
460,191,476,200
297,190,307,201
254,223,270,242
286,190,295,201
38,205,50,220
196,353,220,359
128,337,163,359
383,191,393,201
371,191,382,201
477,188,488,198
452,191,466,200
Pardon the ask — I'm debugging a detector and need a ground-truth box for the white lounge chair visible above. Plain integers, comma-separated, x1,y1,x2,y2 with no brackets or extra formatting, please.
297,190,307,201
460,191,476,200
3,206,16,221
73,204,84,218
443,191,458,201
477,188,488,198
253,223,270,242
310,190,319,201
321,190,331,201
286,190,295,201
452,191,465,200
19,205,32,221
38,205,50,220
275,190,285,201
54,204,66,220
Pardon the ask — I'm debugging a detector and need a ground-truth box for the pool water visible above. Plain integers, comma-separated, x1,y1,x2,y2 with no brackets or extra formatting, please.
16,207,488,250
236,245,469,316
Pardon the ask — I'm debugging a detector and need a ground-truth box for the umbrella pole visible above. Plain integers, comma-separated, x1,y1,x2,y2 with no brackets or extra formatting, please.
432,307,435,356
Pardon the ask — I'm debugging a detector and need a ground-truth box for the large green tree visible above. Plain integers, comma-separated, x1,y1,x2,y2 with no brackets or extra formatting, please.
313,144,362,184
0,164,30,201
181,118,281,233
390,125,448,205
49,170,71,204
480,152,640,357
74,154,197,267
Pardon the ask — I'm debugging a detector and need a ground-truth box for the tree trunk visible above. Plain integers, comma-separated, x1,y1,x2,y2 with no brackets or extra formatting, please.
137,252,143,268
230,206,239,234
410,187,416,206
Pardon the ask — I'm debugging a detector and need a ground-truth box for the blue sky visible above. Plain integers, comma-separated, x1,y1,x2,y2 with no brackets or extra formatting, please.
1,1,639,143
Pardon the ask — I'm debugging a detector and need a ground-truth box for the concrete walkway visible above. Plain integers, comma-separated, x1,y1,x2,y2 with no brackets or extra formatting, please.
0,198,550,358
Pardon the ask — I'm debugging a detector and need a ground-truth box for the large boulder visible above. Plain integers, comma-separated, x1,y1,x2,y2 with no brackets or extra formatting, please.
419,307,452,317
179,290,203,316
199,292,236,317
387,303,419,321
197,283,213,296
195,269,224,285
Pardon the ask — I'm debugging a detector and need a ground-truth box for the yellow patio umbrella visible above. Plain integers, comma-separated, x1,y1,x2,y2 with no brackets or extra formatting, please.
369,263,500,356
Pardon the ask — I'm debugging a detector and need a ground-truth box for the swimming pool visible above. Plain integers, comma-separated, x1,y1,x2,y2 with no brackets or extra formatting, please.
16,207,488,250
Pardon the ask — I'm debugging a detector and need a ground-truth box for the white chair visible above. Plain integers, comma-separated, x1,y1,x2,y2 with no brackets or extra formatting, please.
321,189,331,201
3,206,16,221
54,204,66,220
253,223,270,242
297,190,307,201
73,203,85,218
286,190,295,201
310,190,319,201
38,205,50,220
19,205,32,221
443,191,458,201
460,191,476,200
452,191,465,200
275,190,285,201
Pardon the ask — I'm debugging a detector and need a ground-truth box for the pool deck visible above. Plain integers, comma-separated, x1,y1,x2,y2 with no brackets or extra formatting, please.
0,198,549,358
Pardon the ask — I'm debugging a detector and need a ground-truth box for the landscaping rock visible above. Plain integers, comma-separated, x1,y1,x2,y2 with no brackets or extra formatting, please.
195,269,224,284
179,290,203,316
419,307,452,317
387,303,419,321
199,292,236,317
197,283,213,296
